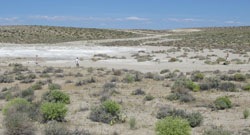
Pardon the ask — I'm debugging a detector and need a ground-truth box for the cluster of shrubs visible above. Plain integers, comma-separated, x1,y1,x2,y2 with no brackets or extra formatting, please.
15,73,36,83
2,81,72,135
75,77,97,86
213,97,232,110
155,116,191,135
44,121,90,135
89,100,122,124
0,75,14,83
220,73,247,82
168,79,196,102
156,107,203,128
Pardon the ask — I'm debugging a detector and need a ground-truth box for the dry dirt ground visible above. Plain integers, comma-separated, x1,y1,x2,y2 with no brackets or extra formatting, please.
0,29,250,135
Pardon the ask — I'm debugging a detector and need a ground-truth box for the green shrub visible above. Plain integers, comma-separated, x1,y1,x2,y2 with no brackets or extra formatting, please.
219,82,236,92
155,116,191,135
4,112,36,135
31,83,42,90
242,84,250,91
243,109,249,119
89,105,114,124
0,75,14,83
191,71,204,82
102,100,120,116
89,100,121,124
129,117,136,130
203,127,232,135
49,83,61,90
131,88,145,95
40,102,67,122
44,121,69,135
186,112,203,127
167,93,180,101
123,75,135,83
144,94,154,101
186,81,200,92
44,121,90,135
199,77,221,91
234,74,246,81
21,88,35,101
42,90,70,104
2,98,31,115
214,97,232,110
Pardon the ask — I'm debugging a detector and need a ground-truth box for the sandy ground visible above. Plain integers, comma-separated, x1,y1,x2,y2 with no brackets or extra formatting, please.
0,29,250,135
0,44,249,73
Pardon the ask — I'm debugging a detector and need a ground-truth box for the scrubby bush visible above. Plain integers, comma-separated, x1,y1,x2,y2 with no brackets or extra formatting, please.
20,88,35,101
155,116,191,135
0,75,14,83
156,107,203,128
214,97,232,110
234,74,246,81
191,71,204,82
103,82,116,90
242,84,250,91
199,77,221,90
21,77,34,84
179,93,196,103
129,117,136,130
89,105,114,124
40,102,68,122
102,100,120,116
123,75,135,83
144,94,154,101
134,72,143,81
44,121,69,135
44,121,90,135
12,64,28,73
186,112,203,127
30,83,42,90
157,107,186,119
15,74,25,80
167,93,180,101
42,90,70,104
4,112,36,135
203,127,232,135
89,100,121,124
219,82,236,92
49,83,61,90
160,69,170,74
131,88,145,95
43,67,54,73
186,81,200,92
2,98,31,115
243,109,249,119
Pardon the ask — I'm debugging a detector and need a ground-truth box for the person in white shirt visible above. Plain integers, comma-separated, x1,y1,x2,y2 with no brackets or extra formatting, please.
75,57,80,67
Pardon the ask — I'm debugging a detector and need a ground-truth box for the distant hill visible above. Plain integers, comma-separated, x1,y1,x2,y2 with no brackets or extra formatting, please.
0,25,142,44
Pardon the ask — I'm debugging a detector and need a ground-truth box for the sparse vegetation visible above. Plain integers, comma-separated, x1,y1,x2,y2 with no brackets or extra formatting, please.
155,116,191,135
40,102,68,122
214,97,232,110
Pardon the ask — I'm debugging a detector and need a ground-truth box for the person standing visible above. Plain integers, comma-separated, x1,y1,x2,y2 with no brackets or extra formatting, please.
35,55,38,65
75,57,80,67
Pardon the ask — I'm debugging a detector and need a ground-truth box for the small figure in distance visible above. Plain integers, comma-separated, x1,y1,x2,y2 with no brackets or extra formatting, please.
225,52,229,61
75,57,80,67
35,55,38,65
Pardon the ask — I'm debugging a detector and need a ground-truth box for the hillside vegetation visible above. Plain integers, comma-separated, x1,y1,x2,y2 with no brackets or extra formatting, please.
148,26,250,51
0,25,141,44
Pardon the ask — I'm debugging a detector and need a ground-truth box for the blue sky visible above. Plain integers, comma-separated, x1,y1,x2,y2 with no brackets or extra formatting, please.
0,0,250,29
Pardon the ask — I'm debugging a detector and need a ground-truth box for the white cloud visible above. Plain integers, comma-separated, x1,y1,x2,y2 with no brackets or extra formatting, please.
165,18,202,23
124,16,149,21
0,17,19,22
29,15,113,22
224,21,242,24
